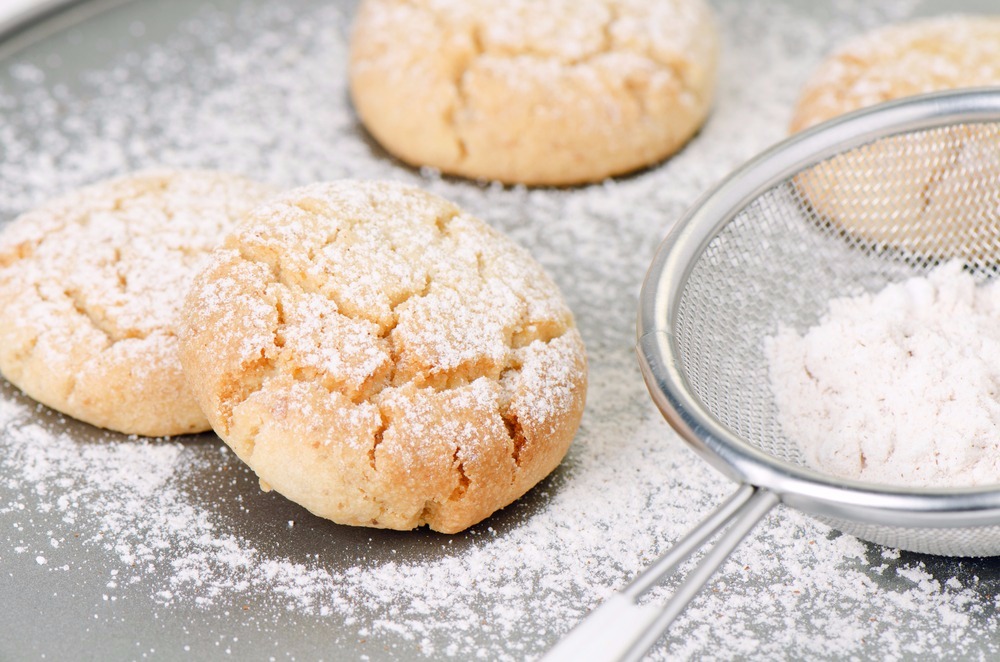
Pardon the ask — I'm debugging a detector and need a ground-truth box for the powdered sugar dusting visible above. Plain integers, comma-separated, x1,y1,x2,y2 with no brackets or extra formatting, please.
0,170,271,335
0,169,274,435
6,0,1000,660
180,180,586,534
790,15,1000,132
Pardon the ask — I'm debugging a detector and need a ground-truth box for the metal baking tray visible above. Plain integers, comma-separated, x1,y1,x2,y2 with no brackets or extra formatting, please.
2,0,999,660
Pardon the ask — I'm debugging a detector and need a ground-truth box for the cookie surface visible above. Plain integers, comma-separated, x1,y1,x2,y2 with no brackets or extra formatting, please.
179,181,587,533
790,16,1000,263
790,15,1000,133
0,170,276,436
349,0,718,186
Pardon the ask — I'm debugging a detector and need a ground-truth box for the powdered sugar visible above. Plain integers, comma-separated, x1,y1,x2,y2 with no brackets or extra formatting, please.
767,261,1000,487
6,0,1000,660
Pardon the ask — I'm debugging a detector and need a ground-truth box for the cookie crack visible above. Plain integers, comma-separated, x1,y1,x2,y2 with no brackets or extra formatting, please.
29,282,123,350
62,287,147,344
445,23,483,163
269,287,383,404
382,274,432,339
621,76,650,118
111,247,129,294
512,304,570,347
63,373,79,403
0,237,36,268
914,130,970,233
502,410,527,469
449,447,471,500
435,2,695,160
413,448,471,527
416,501,434,526
368,413,388,471
231,206,569,406
598,1,618,62
433,208,460,236
0,176,176,269
36,282,108,346
217,350,279,436
304,226,342,268
273,293,287,349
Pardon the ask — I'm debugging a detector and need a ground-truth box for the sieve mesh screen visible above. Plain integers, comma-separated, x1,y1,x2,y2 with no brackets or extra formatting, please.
673,122,1000,469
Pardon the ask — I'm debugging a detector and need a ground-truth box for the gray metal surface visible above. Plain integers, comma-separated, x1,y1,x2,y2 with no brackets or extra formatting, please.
3,1,1000,661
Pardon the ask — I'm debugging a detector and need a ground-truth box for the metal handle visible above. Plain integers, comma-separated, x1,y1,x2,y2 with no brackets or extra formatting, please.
544,485,779,662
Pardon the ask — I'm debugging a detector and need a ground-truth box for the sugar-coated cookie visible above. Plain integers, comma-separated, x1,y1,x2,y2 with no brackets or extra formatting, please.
179,181,587,533
790,16,1000,263
349,0,718,186
0,170,276,436
790,16,1000,133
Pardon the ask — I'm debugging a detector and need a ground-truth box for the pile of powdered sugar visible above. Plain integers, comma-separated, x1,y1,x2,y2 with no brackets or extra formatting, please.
5,0,1000,661
767,261,1000,487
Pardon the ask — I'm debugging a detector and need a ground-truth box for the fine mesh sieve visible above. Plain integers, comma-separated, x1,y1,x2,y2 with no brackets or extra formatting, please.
546,89,1000,662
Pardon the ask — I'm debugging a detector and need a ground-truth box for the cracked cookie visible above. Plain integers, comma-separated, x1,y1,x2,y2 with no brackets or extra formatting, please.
0,170,276,436
348,0,718,186
790,16,1000,263
790,16,1000,134
178,180,587,533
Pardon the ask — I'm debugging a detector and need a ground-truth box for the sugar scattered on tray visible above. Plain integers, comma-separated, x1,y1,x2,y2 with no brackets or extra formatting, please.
2,379,994,659
3,0,996,660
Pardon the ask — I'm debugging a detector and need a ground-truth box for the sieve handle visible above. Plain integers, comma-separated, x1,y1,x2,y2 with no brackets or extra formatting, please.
544,485,779,662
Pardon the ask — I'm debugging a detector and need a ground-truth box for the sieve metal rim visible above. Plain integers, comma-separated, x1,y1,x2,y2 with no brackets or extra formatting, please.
637,88,1000,528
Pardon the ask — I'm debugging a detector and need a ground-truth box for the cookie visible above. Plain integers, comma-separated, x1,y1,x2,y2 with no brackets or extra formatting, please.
790,16,1000,263
179,181,587,533
0,170,276,437
790,16,1000,133
348,0,718,186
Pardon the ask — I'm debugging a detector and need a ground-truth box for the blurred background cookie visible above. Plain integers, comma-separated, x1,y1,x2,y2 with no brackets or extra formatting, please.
790,16,1000,133
179,180,587,533
0,170,275,436
348,0,718,186
790,16,1000,264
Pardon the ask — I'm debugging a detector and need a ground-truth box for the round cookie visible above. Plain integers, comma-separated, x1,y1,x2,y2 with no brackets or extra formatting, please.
178,181,587,533
790,16,1000,133
348,0,718,186
790,16,1000,263
0,170,276,436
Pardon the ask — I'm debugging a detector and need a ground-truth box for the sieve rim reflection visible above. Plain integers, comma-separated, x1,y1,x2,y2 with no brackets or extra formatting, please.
637,88,1000,528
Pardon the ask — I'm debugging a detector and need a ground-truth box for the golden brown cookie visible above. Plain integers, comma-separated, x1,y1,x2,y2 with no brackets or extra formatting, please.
790,16,1000,263
0,170,276,436
179,181,587,533
348,0,718,186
